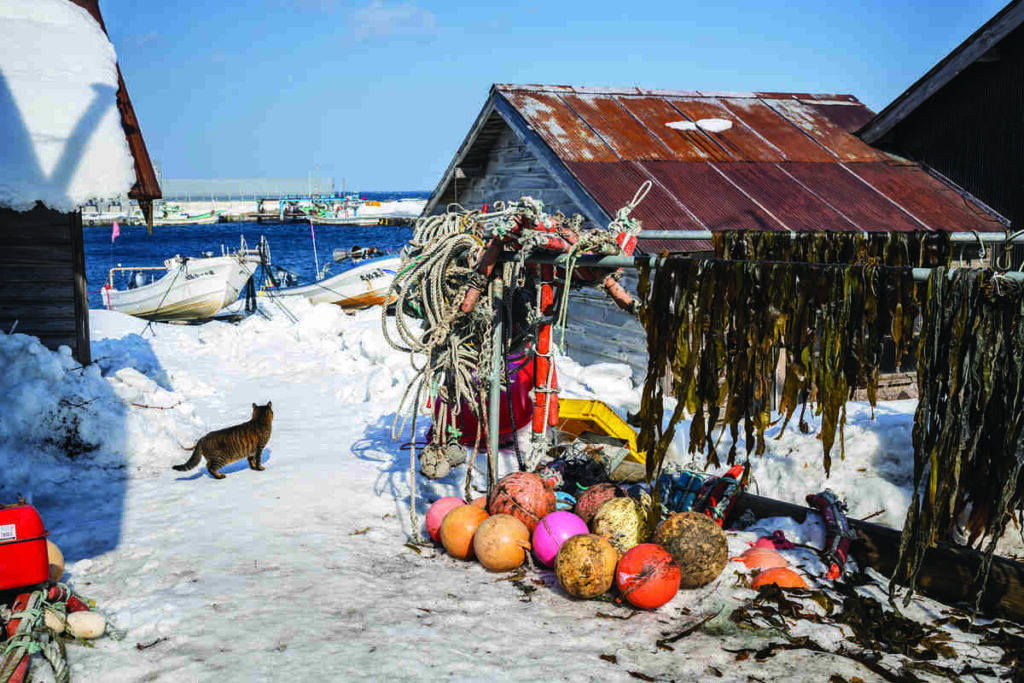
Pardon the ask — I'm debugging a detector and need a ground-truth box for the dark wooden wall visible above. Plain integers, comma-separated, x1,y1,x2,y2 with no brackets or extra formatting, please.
0,204,91,363
874,24,1024,230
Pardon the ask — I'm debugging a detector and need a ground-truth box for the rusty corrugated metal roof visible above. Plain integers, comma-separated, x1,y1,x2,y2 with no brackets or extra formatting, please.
488,84,1005,250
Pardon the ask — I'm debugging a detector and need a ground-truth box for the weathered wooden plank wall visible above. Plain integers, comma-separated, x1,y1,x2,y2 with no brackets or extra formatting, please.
448,127,580,215
0,205,90,363
563,273,647,383
431,124,648,381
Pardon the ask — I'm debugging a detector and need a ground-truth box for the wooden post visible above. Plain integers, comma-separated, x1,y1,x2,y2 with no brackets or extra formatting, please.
70,209,91,364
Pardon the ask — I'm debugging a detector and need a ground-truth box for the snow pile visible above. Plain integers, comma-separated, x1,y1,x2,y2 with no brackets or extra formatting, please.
2,304,1021,680
0,330,202,498
357,198,426,217
0,0,135,213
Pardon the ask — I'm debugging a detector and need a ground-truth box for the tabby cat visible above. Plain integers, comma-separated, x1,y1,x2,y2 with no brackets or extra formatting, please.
173,402,273,480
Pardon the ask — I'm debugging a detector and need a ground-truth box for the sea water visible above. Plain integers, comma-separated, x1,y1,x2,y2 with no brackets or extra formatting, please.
83,194,422,310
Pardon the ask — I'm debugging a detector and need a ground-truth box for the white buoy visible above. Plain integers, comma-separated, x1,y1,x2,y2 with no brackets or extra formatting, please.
43,607,66,634
66,611,106,640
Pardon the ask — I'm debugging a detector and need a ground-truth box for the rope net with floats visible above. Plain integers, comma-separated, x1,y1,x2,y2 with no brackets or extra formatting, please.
383,187,649,541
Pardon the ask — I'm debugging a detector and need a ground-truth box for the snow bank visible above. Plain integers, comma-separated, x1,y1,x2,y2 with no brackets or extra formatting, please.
357,198,426,217
0,0,135,213
3,304,1020,680
0,329,202,500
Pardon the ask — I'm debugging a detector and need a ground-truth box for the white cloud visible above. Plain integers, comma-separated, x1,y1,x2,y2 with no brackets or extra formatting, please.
350,0,436,40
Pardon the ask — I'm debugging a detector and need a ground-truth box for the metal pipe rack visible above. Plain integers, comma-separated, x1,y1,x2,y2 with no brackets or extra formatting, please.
486,246,1024,471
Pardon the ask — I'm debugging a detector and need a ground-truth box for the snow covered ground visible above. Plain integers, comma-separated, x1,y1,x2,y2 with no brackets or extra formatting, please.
1,303,1021,681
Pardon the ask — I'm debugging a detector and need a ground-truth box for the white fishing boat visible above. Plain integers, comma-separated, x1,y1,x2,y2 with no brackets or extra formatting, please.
102,238,263,321
260,253,401,309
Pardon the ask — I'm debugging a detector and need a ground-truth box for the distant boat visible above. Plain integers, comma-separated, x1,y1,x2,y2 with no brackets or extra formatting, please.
82,211,127,226
102,239,263,321
309,214,387,226
260,253,400,310
152,209,222,226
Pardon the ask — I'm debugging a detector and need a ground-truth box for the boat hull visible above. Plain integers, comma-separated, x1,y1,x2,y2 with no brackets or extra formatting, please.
310,215,386,226
261,256,400,309
152,213,221,226
103,254,259,321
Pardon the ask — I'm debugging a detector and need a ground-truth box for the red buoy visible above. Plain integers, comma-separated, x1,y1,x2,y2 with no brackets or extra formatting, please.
488,472,555,533
615,543,681,609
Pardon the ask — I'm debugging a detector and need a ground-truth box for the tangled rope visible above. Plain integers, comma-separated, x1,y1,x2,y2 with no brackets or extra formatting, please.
385,191,648,541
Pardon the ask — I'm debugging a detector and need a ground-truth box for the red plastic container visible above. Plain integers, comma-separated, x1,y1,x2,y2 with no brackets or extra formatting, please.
0,505,49,591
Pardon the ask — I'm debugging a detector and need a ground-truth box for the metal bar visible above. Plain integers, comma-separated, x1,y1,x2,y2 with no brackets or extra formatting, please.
635,230,1024,243
488,277,504,489
511,252,1024,282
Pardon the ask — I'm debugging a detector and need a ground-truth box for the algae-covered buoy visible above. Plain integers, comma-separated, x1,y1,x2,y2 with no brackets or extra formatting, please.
488,472,555,533
653,512,728,589
554,534,618,599
473,514,531,572
590,497,650,555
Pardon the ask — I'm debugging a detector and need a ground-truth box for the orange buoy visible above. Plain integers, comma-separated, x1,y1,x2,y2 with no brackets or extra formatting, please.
440,505,489,560
470,496,488,510
473,514,531,572
751,567,808,590
555,534,619,599
488,472,555,533
731,547,789,571
426,497,466,543
615,543,681,609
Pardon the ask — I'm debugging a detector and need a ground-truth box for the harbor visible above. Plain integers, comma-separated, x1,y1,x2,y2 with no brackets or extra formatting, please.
81,192,423,227
3,1,1024,682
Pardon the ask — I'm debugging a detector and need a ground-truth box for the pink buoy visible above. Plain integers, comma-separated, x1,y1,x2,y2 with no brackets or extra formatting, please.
532,511,589,567
426,497,466,542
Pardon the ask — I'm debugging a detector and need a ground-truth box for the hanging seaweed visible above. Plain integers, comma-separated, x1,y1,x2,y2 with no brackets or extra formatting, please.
714,230,952,269
637,230,938,485
892,268,1024,609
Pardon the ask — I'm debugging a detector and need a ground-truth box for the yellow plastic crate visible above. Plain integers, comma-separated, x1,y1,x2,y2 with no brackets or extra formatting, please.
556,398,645,464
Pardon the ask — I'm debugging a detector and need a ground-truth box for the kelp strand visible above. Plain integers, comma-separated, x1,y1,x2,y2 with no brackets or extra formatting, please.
893,268,1024,609
637,231,949,485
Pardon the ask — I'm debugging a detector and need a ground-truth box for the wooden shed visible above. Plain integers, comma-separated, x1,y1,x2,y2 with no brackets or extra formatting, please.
0,0,160,364
859,0,1024,234
426,84,1005,379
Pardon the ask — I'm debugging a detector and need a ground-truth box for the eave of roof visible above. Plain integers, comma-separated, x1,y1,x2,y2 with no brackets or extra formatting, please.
858,0,1024,145
68,0,160,202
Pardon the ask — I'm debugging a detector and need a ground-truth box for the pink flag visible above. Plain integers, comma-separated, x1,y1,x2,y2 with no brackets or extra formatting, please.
110,220,121,243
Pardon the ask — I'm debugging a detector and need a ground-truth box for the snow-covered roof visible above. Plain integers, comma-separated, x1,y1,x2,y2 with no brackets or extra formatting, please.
0,0,136,213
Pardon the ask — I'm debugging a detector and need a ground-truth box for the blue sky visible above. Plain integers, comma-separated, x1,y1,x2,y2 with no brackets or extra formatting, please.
101,0,1007,191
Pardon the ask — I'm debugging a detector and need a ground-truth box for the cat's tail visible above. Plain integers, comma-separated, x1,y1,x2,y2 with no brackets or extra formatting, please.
173,444,202,471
